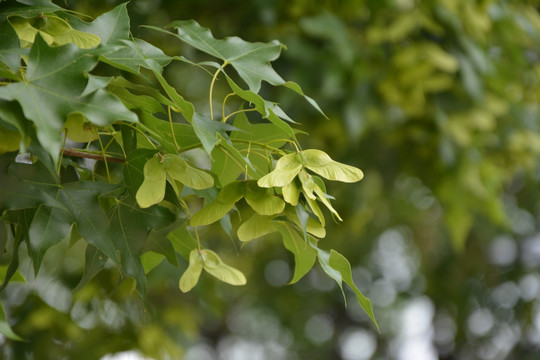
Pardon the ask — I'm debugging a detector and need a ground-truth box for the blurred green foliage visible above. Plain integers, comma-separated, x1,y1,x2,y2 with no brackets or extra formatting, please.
3,0,540,359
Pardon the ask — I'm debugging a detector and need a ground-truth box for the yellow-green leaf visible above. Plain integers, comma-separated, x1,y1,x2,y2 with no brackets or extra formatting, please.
257,152,303,188
136,157,167,208
179,249,204,292
305,195,325,227
9,15,100,49
201,249,246,286
141,251,164,274
244,181,285,215
190,200,236,227
0,126,21,154
237,213,275,242
302,149,363,183
39,16,101,49
282,180,300,206
298,170,342,221
164,154,214,190
216,181,245,203
64,113,99,142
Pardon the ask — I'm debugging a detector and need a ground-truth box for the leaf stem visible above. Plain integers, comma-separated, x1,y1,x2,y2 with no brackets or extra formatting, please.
209,61,229,120
57,132,68,175
168,106,181,152
97,135,111,182
221,93,235,121
222,108,258,123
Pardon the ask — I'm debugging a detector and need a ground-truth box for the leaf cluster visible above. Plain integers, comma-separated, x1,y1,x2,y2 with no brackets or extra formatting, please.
0,0,378,340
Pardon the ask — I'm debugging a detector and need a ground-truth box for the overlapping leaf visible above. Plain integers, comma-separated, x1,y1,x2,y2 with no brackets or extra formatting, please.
136,154,214,208
0,34,137,165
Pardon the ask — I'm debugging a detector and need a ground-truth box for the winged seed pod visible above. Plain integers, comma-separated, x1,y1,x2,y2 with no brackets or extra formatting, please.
136,154,214,208
257,149,363,222
257,149,363,188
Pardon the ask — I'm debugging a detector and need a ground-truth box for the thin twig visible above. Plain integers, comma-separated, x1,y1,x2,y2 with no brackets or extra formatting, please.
62,148,125,163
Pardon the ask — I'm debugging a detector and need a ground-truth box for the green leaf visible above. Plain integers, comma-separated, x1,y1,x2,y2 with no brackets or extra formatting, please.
136,157,167,208
191,181,245,226
144,219,184,266
161,20,285,92
124,149,158,202
81,74,112,96
244,180,285,215
223,76,299,141
69,3,130,46
283,206,326,238
179,249,204,292
28,205,72,275
0,301,23,341
141,251,164,274
167,225,198,260
109,87,164,114
201,249,246,286
302,149,364,183
0,101,28,152
0,34,137,165
153,71,194,121
0,19,23,73
100,39,171,75
0,154,58,213
276,224,316,284
59,182,120,265
282,81,328,119
0,1,61,22
0,265,25,284
164,154,214,190
0,209,33,292
328,250,378,331
237,213,275,242
108,198,175,298
216,181,245,203
192,112,238,155
74,244,108,292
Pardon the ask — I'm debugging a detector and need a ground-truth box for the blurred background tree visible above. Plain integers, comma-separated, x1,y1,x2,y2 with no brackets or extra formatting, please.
3,0,540,359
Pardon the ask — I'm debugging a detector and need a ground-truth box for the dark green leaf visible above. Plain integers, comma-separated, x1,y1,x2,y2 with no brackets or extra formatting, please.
73,244,108,292
192,112,238,155
167,225,197,260
0,35,137,165
28,205,72,275
157,20,284,92
59,182,120,264
0,19,22,72
100,39,171,75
